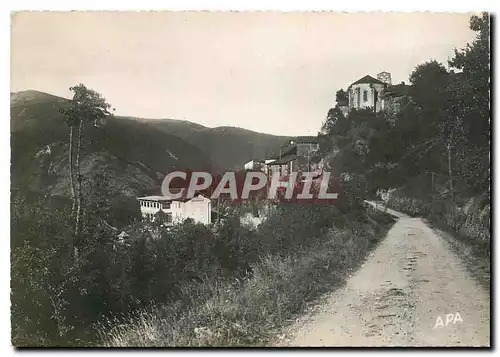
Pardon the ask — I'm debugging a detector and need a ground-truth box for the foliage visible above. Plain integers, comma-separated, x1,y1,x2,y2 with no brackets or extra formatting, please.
12,174,377,346
321,13,490,204
11,92,213,197
11,13,490,347
101,205,395,347
335,89,348,105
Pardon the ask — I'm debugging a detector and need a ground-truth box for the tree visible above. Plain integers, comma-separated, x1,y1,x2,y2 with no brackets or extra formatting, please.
61,84,113,254
335,89,348,105
447,12,490,191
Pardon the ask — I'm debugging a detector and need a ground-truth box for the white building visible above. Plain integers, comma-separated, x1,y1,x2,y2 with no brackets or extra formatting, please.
346,71,409,115
348,74,387,112
138,194,212,225
244,159,263,171
244,159,276,172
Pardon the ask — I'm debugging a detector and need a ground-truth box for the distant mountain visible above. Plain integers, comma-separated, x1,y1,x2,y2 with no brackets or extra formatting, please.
11,91,213,197
137,118,288,170
11,90,290,199
10,89,65,107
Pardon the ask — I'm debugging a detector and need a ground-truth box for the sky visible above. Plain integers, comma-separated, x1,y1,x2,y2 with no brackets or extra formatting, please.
11,11,478,136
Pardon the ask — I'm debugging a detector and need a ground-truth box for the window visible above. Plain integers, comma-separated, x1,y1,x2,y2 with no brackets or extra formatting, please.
363,90,368,102
166,213,173,223
162,202,171,210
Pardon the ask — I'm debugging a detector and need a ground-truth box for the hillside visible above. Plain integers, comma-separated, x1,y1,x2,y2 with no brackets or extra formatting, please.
12,90,288,185
137,118,288,170
11,91,213,197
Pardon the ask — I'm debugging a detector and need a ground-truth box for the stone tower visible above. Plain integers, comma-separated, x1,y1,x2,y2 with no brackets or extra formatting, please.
377,71,392,85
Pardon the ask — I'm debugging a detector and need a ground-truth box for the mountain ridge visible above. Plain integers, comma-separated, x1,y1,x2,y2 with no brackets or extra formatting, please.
10,90,213,198
11,90,285,137
11,90,288,170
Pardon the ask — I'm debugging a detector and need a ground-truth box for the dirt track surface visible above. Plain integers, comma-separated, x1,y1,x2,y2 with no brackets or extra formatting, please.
277,204,490,347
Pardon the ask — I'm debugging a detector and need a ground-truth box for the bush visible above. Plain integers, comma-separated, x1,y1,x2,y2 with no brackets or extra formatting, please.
13,187,395,347
100,204,395,347
387,195,429,217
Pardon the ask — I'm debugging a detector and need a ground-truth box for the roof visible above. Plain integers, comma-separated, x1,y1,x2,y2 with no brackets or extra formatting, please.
137,195,172,202
266,136,318,159
266,154,298,165
118,231,129,238
291,136,319,144
281,145,297,157
246,159,266,164
384,83,410,97
137,192,210,203
350,75,386,87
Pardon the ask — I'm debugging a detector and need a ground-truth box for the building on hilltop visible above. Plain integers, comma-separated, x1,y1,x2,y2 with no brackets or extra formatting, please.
348,75,387,112
347,72,410,114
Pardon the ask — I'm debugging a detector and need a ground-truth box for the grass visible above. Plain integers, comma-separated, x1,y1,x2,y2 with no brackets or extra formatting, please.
99,207,395,347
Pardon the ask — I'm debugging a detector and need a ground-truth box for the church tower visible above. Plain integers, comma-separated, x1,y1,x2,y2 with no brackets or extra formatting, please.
377,71,392,85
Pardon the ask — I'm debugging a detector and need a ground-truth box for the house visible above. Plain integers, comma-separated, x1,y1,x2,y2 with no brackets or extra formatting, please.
244,159,260,171
137,193,212,225
244,158,278,177
291,136,320,157
347,71,410,114
265,136,323,184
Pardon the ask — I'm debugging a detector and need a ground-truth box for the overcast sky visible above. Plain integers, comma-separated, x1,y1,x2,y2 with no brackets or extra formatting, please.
11,11,477,136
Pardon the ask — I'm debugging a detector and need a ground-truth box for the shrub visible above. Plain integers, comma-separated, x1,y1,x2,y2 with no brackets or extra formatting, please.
100,204,395,347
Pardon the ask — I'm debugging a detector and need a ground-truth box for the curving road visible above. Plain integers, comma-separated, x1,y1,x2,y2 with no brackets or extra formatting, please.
277,204,490,347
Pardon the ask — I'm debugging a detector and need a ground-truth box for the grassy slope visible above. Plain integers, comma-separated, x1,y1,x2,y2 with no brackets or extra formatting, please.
100,206,395,347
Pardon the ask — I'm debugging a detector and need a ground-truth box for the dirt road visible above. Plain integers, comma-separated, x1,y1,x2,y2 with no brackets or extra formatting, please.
278,205,490,347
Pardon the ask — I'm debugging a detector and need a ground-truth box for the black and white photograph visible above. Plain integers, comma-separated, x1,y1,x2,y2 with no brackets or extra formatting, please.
10,10,491,347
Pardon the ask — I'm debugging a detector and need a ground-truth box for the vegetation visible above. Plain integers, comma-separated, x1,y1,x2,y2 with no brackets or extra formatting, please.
102,206,393,347
11,184,394,346
61,84,114,250
320,13,490,285
11,91,213,197
10,12,489,348
321,13,489,218
11,86,394,345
